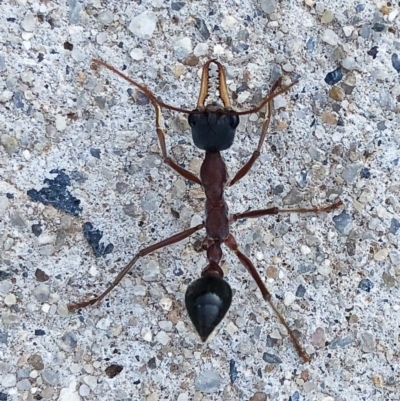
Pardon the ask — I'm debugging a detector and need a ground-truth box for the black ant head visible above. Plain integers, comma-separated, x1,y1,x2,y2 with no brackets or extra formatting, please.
188,107,239,152
185,274,232,341
188,60,240,152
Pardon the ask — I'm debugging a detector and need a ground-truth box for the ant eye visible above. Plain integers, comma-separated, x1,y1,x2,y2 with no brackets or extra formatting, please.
188,113,197,127
229,115,239,129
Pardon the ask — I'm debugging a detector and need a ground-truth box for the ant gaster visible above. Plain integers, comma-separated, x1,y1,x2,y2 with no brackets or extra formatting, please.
68,59,343,363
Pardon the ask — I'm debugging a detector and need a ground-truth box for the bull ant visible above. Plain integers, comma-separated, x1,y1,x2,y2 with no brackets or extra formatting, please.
68,59,343,362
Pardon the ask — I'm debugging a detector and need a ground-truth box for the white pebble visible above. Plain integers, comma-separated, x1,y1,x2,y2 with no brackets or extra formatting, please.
173,37,192,59
213,44,225,55
0,90,13,102
130,48,144,61
4,293,17,306
343,26,354,37
273,95,287,109
79,384,90,397
2,374,16,387
226,321,238,335
155,330,170,345
374,249,388,261
317,260,332,276
83,375,97,389
96,32,107,44
21,13,36,32
300,245,311,255
128,11,157,40
221,16,237,30
194,43,208,56
142,327,153,342
159,297,172,311
322,29,339,46
284,291,296,306
41,303,50,313
89,265,98,276
237,91,250,103
191,214,203,227
388,9,399,22
58,387,81,401
55,115,67,131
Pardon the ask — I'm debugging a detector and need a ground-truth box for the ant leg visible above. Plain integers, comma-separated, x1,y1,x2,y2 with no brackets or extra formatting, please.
228,77,286,187
224,234,310,363
231,199,343,221
68,223,204,312
92,59,202,186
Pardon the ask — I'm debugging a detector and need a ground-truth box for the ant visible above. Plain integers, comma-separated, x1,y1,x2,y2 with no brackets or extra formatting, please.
68,59,343,363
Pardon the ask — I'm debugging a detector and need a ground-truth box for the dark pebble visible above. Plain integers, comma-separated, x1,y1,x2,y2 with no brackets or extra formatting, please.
265,335,277,347
6,193,14,199
35,329,46,336
194,18,210,40
35,268,50,282
103,243,114,255
0,271,11,281
27,169,82,216
392,54,400,73
38,53,44,62
330,336,353,348
82,222,105,257
171,2,185,11
28,354,44,370
390,218,400,234
229,359,238,383
105,364,123,378
367,46,378,59
13,91,24,108
262,352,282,364
372,23,385,32
355,4,365,12
289,391,300,401
116,182,129,194
7,17,16,22
298,263,316,274
377,121,387,131
295,284,306,297
273,184,284,195
173,266,184,276
358,278,374,292
0,332,8,344
90,148,101,159
147,357,157,369
306,37,316,52
61,332,78,349
324,67,343,85
360,167,370,179
0,392,7,401
31,224,43,236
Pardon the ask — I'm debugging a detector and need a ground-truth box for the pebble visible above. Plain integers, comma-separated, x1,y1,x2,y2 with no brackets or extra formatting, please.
221,16,237,30
17,379,31,391
4,293,17,306
392,54,400,73
311,327,326,348
55,115,67,131
390,218,399,234
284,291,296,306
342,163,362,183
333,211,352,235
1,134,19,154
324,67,343,85
83,375,97,389
358,278,374,292
79,384,90,397
58,386,81,401
360,332,375,352
128,11,157,40
98,10,114,25
341,57,356,70
21,13,36,31
173,37,192,59
195,369,221,393
322,29,339,46
374,248,388,261
32,284,50,302
194,18,210,40
262,352,282,364
194,43,208,56
130,48,144,61
321,10,334,24
42,369,59,385
155,330,170,345
329,86,345,101
260,0,278,13
2,373,16,387
28,354,44,370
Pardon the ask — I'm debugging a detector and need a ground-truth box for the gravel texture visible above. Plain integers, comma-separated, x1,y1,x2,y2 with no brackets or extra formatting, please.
1,1,400,400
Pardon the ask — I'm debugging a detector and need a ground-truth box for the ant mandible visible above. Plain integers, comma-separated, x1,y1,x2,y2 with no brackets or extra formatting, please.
68,59,343,363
